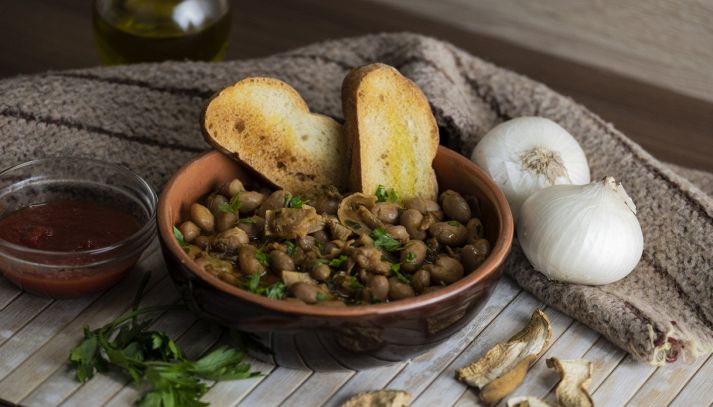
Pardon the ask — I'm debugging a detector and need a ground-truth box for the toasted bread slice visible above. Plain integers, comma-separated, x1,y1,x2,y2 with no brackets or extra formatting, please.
342,64,439,200
202,77,348,193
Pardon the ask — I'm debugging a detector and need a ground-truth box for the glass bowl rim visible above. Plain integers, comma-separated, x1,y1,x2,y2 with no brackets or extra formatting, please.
0,156,158,260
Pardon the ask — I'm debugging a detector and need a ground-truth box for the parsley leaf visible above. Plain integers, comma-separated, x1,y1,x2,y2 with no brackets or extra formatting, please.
405,251,417,263
315,292,327,302
248,272,261,293
173,226,188,250
328,255,348,268
265,282,286,299
372,227,403,252
286,195,305,208
375,185,399,203
285,241,296,256
447,220,460,227
219,194,241,214
348,276,364,290
390,263,410,284
238,217,256,224
254,249,269,267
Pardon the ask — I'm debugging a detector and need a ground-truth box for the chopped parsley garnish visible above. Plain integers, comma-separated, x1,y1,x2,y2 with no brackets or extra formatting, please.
315,292,327,302
348,276,364,290
405,251,417,263
285,194,305,208
248,272,261,293
375,184,399,203
238,217,256,224
328,255,348,268
372,227,403,252
265,282,286,300
447,220,460,227
255,249,269,267
172,226,188,250
285,241,296,256
390,263,410,284
219,194,241,214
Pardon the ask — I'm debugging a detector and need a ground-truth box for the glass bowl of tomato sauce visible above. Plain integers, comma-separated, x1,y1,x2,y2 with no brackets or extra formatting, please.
0,157,157,298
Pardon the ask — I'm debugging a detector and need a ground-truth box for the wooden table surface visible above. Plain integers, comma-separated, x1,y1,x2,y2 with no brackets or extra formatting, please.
0,1,712,407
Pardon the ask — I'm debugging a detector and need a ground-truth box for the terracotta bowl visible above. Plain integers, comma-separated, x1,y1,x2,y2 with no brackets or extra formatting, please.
158,147,513,370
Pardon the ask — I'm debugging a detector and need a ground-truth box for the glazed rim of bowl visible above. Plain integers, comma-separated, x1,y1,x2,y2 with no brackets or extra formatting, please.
159,147,514,317
0,157,158,267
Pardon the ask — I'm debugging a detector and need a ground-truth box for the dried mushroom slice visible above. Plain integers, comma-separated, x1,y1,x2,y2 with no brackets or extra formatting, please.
456,309,552,405
546,358,594,407
340,389,411,407
506,397,557,407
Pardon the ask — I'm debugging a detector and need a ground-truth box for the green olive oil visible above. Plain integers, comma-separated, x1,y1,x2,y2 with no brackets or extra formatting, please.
92,0,230,65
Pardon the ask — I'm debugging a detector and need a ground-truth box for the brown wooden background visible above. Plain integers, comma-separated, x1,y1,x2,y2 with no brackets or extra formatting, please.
1,0,711,172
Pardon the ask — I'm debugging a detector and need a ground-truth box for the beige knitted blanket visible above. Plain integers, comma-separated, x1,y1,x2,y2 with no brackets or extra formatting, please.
1,33,710,365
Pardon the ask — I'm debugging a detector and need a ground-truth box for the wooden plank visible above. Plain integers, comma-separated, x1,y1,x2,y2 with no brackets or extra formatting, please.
668,354,713,407
0,277,23,311
101,320,226,407
0,253,169,403
278,332,355,407
412,303,571,407
590,355,656,407
577,336,628,393
42,310,196,407
233,335,312,407
0,294,52,347
200,358,274,407
626,354,708,406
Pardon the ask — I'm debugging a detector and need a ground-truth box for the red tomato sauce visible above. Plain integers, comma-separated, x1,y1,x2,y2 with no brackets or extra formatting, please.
0,201,141,251
0,201,143,298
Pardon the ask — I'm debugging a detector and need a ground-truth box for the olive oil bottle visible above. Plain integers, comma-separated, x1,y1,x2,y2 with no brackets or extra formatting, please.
92,0,230,65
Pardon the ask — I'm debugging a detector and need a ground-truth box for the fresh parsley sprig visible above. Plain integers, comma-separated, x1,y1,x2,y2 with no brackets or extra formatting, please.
68,272,261,406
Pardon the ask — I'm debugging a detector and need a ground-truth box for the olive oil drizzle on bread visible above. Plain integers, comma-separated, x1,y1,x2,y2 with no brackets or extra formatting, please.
342,63,439,200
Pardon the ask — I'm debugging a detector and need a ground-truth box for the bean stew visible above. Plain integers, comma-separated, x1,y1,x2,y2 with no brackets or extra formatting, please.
173,180,491,306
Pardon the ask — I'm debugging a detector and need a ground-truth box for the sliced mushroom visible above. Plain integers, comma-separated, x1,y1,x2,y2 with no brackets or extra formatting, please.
326,215,354,241
546,358,594,407
340,390,411,407
265,205,324,239
338,193,378,234
456,309,552,405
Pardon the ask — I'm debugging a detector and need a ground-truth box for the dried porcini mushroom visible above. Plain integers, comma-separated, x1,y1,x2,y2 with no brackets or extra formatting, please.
506,397,556,407
340,389,411,407
455,309,552,405
546,358,594,407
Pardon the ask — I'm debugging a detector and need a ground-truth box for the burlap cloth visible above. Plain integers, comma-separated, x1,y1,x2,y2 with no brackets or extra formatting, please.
1,33,710,366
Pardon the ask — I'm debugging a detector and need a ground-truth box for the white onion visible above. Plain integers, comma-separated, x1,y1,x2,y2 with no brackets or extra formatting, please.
471,117,590,219
517,177,644,285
